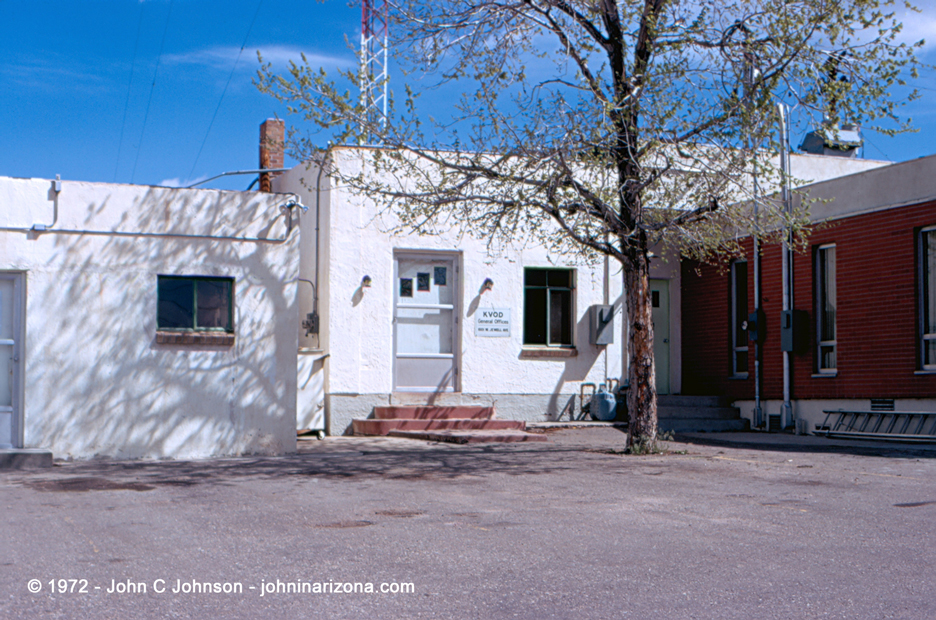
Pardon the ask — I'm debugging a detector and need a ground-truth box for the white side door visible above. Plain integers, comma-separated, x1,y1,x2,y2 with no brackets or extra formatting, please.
650,278,670,395
393,254,458,392
0,273,24,448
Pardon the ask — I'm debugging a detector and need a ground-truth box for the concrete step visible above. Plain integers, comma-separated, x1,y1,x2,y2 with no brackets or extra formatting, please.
388,429,548,444
660,418,750,433
354,418,525,436
658,395,725,408
373,406,495,420
658,406,742,420
0,449,53,469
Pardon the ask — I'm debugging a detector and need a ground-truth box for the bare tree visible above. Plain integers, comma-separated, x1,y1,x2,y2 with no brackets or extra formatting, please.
257,0,923,449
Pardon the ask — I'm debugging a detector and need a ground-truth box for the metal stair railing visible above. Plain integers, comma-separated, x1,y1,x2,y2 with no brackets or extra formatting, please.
815,410,936,443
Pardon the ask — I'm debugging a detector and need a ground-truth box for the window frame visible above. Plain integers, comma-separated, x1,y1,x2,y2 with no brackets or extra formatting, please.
157,275,235,333
730,260,749,377
522,268,575,347
815,244,837,373
919,226,936,370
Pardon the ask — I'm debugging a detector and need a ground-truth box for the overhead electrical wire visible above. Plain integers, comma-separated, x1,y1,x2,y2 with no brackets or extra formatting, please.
114,2,146,182
131,0,175,184
188,0,265,180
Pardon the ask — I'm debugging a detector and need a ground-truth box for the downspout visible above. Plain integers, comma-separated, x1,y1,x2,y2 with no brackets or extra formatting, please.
314,148,333,338
298,147,334,348
778,103,794,431
752,168,763,429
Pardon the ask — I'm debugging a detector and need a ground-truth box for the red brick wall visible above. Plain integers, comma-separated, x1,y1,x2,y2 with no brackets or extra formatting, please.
682,200,936,399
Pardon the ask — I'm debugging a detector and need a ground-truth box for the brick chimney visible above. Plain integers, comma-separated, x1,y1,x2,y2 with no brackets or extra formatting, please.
259,119,285,192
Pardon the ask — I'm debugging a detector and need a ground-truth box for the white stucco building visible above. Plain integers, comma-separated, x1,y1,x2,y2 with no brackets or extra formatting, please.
275,148,645,435
0,176,302,459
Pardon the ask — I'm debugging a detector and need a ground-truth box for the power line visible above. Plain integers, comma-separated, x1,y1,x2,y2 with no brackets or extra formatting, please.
114,1,146,182
131,0,175,184
188,0,265,180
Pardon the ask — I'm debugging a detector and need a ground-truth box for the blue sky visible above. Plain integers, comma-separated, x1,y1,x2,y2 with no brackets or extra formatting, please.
2,0,935,191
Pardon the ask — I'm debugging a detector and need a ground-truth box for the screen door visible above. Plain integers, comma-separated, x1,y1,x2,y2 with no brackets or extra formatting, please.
393,254,458,392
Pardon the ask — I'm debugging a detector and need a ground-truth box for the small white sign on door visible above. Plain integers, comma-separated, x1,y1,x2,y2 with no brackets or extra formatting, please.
475,308,510,337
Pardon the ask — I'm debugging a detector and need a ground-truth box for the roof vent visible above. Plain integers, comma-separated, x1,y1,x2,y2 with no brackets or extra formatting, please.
799,123,863,158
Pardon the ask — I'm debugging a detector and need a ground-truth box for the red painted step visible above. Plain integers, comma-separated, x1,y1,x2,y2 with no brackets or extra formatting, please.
353,418,525,436
373,406,495,420
387,429,548,444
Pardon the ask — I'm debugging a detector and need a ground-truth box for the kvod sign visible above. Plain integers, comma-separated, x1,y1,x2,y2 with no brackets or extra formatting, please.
475,308,511,337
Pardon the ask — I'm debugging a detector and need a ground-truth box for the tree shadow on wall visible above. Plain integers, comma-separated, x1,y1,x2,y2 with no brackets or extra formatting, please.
25,186,300,459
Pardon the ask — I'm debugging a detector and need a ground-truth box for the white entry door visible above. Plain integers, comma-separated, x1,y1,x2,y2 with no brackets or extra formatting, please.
650,279,670,395
394,254,458,392
0,274,24,449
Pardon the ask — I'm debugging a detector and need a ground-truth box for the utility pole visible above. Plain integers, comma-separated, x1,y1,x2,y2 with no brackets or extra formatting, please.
778,102,794,431
743,40,764,430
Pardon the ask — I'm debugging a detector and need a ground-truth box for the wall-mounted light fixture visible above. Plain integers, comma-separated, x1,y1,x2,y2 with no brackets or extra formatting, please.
481,278,494,293
362,275,373,288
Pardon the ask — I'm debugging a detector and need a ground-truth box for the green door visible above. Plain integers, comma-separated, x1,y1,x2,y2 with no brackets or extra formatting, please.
649,279,670,395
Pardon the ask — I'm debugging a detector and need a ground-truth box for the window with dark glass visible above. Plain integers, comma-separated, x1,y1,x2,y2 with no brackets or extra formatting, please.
921,227,936,369
815,245,836,371
523,269,574,346
157,276,233,332
731,260,749,376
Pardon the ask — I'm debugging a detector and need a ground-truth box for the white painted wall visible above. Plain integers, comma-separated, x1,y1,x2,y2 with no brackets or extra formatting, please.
274,162,330,432
0,176,300,459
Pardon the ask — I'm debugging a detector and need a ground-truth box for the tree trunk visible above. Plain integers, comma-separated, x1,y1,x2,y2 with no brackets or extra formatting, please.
625,253,657,448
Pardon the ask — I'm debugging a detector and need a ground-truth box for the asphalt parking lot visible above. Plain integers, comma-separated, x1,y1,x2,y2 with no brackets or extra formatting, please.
2,428,934,619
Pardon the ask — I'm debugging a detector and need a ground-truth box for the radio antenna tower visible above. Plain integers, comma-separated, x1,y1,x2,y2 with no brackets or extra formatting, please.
360,0,389,144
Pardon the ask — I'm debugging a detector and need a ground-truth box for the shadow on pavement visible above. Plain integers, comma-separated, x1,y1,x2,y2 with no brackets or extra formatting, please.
12,439,622,491
674,432,936,459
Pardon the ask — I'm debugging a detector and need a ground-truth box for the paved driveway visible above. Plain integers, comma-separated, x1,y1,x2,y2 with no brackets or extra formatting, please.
2,428,934,619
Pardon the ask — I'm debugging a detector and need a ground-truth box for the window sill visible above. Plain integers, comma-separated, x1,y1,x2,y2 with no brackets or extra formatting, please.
728,374,749,380
156,331,235,346
811,371,838,378
914,370,936,375
520,347,577,359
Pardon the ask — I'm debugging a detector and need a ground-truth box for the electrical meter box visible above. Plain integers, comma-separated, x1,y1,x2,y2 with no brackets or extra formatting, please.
589,304,615,346
780,309,810,354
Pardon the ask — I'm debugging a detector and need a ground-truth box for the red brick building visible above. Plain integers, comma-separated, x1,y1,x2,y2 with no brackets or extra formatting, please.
681,155,936,431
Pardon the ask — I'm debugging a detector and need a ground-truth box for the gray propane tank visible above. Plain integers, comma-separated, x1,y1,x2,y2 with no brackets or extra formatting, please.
590,383,617,421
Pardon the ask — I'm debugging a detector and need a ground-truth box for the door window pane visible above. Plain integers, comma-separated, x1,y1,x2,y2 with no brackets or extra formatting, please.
0,344,12,407
0,280,13,341
396,308,453,354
